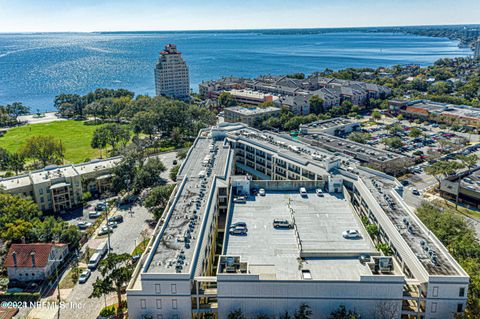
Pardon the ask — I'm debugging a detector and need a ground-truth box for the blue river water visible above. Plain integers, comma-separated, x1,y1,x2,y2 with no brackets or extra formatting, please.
0,30,472,112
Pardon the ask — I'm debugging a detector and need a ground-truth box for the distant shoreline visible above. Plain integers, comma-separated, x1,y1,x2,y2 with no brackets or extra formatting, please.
0,23,478,35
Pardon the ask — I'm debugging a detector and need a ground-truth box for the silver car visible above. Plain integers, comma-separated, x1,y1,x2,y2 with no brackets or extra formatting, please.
273,219,293,229
229,226,248,235
78,269,91,284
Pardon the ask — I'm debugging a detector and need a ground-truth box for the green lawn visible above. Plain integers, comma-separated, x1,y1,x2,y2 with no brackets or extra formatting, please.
0,121,104,164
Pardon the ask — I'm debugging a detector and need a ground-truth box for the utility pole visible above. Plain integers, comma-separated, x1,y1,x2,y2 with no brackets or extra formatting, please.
56,265,61,319
104,199,112,253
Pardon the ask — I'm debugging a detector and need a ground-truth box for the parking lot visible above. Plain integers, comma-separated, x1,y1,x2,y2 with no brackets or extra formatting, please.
357,121,467,162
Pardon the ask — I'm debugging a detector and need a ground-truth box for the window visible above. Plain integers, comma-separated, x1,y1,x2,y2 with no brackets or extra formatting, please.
172,315,179,319
431,302,437,313
140,299,146,309
459,287,466,297
156,299,162,309
171,284,177,294
157,315,163,319
432,286,439,297
155,284,161,294
172,299,177,310
457,304,463,313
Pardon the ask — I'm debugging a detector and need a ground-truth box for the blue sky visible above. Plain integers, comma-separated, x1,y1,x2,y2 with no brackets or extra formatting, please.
0,0,479,32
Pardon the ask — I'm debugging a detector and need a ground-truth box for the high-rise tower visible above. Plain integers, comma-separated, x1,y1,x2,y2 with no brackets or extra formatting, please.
474,37,480,60
154,44,190,99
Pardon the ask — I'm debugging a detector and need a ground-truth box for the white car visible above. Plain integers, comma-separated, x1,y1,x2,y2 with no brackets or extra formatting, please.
233,196,247,203
342,229,361,239
78,269,91,284
98,226,113,236
299,187,307,197
315,189,324,197
107,221,118,228
77,221,92,229
258,188,266,196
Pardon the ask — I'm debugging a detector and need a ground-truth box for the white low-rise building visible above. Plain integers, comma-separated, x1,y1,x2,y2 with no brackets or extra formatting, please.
0,157,121,212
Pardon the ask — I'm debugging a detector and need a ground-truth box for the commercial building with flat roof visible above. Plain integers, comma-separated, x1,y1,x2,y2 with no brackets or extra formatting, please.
440,166,480,207
126,123,469,319
299,117,361,136
390,99,480,127
299,132,414,175
224,106,281,127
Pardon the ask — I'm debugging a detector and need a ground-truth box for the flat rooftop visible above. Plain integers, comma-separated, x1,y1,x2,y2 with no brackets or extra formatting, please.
300,133,405,163
0,175,32,190
225,106,280,116
146,136,231,274
358,170,460,276
30,165,78,184
228,89,280,101
227,128,355,176
300,118,358,130
407,101,480,121
74,157,121,175
225,191,379,280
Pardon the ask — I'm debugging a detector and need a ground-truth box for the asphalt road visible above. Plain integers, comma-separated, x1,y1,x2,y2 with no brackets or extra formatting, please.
24,151,180,319
58,204,153,319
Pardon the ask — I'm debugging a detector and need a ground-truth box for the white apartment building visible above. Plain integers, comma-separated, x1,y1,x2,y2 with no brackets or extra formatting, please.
0,157,121,212
155,44,190,100
127,123,469,319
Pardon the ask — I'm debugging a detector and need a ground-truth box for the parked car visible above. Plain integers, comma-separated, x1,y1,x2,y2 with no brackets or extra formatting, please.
233,196,247,203
299,187,308,197
77,221,93,229
273,219,293,229
258,188,266,196
87,253,102,270
173,159,178,165
98,226,113,236
230,222,247,230
107,221,118,228
108,215,124,223
315,189,324,197
412,188,420,196
78,269,91,284
131,254,141,264
88,211,102,219
342,229,361,239
96,202,107,211
229,226,248,235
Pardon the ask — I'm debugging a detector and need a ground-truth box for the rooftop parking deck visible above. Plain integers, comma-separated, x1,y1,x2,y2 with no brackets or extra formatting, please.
225,190,379,280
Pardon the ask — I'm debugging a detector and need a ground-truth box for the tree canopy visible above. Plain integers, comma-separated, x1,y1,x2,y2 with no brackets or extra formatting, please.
21,135,65,167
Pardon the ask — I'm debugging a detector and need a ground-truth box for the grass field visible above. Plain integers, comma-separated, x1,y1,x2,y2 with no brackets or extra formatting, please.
0,121,104,164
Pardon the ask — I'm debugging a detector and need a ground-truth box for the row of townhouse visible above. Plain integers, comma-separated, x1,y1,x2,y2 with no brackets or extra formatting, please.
199,75,391,115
